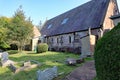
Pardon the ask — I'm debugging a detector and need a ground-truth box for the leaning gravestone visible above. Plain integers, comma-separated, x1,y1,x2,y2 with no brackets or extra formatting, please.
37,66,58,80
9,64,17,73
65,58,76,65
1,52,15,67
9,61,39,73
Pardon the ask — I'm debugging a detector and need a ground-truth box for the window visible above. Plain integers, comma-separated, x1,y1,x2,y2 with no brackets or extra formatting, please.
60,36,63,45
51,38,53,44
57,38,59,43
74,34,79,42
69,36,71,43
61,18,69,25
47,24,52,29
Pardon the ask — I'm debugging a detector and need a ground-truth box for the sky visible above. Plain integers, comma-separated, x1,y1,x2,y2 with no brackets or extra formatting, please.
0,0,120,25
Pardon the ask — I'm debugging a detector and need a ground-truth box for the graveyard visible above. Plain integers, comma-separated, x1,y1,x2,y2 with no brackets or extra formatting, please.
0,51,93,80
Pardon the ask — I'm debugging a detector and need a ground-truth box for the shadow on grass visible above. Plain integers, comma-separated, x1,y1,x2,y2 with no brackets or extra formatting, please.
0,67,38,80
0,51,93,80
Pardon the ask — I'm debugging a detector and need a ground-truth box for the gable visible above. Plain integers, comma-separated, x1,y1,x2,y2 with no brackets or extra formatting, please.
33,26,41,38
102,0,119,30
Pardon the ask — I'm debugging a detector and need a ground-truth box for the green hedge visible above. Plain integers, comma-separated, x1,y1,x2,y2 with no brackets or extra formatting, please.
37,43,48,53
94,23,120,80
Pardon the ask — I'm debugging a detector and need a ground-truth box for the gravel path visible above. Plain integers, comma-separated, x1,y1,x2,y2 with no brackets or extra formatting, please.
64,61,96,80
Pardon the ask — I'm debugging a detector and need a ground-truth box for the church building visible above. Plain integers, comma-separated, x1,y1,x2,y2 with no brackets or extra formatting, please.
40,0,119,57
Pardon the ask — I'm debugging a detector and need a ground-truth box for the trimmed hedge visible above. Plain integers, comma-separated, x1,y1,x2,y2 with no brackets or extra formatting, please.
37,43,48,53
94,23,120,80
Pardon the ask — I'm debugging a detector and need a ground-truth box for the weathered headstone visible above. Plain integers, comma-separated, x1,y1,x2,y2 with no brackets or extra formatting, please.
9,64,17,73
1,52,15,67
1,52,9,61
66,58,76,65
23,61,31,67
9,60,39,73
37,66,58,80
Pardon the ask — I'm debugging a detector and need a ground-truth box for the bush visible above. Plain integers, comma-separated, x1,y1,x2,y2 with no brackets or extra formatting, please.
37,43,48,53
94,23,120,80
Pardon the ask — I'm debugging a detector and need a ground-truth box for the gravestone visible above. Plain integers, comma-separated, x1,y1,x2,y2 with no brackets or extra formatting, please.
9,64,17,73
1,52,9,61
65,58,76,65
23,61,31,67
1,52,15,67
9,60,39,73
37,66,58,80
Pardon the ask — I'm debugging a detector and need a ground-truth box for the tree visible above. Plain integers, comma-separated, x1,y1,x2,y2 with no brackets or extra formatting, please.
0,27,9,48
0,17,11,49
10,6,33,51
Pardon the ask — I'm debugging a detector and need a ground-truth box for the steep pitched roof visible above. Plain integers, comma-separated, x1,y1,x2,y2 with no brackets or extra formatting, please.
41,0,110,37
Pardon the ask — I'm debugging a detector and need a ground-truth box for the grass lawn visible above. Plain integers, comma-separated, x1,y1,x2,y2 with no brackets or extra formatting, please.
0,51,93,80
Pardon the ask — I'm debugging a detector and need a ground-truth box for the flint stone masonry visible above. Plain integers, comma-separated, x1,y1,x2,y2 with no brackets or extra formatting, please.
37,66,58,80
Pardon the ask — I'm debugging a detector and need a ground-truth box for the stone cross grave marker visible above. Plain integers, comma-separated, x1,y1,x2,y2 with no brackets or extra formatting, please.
37,66,58,80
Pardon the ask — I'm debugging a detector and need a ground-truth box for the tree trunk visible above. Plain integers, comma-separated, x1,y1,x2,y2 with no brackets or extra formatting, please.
18,45,23,52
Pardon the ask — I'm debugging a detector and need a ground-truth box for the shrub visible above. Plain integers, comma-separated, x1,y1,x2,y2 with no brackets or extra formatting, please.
94,23,120,80
37,43,48,53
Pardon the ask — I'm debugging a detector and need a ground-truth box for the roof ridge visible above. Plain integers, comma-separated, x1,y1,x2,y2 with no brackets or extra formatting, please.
41,0,113,36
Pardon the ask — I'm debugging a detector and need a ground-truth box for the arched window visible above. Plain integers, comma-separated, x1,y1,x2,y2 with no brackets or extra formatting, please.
69,36,71,43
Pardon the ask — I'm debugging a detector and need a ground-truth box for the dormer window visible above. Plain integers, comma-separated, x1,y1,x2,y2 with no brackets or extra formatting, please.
47,24,52,29
61,18,69,25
